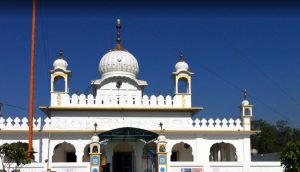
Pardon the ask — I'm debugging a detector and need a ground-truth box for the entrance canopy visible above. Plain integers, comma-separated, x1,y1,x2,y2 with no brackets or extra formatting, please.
99,127,158,142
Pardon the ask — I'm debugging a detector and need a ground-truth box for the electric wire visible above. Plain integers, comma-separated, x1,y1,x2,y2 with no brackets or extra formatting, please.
0,102,43,117
130,20,300,127
40,0,51,93
213,23,300,108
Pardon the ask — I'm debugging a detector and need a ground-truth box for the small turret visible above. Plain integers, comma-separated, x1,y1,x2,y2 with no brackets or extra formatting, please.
172,51,193,94
50,50,71,93
89,123,101,172
157,122,168,172
172,52,193,107
240,89,253,130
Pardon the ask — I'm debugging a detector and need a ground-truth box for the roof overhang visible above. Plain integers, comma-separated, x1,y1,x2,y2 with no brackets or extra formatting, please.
99,127,159,142
39,106,203,117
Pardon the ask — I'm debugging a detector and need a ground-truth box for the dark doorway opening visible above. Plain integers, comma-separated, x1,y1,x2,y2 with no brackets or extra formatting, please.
66,152,76,162
113,152,132,172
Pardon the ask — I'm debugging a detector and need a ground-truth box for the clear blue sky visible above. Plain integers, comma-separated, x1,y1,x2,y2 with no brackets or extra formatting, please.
0,1,300,127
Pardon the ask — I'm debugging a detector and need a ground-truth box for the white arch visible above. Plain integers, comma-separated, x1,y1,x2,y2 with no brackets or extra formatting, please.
177,77,189,94
170,142,193,161
52,141,77,162
53,75,66,92
209,142,237,161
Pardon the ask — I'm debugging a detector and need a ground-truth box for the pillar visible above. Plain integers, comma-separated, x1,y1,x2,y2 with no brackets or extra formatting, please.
157,135,168,172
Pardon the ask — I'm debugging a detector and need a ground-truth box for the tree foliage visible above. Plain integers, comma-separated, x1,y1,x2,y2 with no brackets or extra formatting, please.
280,140,300,172
251,119,300,154
0,143,30,172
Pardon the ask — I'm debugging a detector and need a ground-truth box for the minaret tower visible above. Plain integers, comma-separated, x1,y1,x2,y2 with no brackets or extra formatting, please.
172,52,193,107
50,50,71,93
50,50,71,106
240,89,253,131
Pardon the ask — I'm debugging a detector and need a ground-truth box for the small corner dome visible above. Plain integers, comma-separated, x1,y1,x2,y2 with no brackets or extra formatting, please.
53,58,68,70
175,60,189,72
99,50,139,78
91,135,100,142
241,100,250,106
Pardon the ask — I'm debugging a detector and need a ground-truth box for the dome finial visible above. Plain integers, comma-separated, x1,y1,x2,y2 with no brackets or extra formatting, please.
114,18,124,50
159,122,164,135
243,89,248,100
94,122,98,134
59,49,64,59
179,51,185,61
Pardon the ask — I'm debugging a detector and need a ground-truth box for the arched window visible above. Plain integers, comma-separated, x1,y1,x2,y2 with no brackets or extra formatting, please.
177,78,189,94
171,142,193,161
209,142,237,161
245,109,251,116
53,76,65,92
52,142,76,162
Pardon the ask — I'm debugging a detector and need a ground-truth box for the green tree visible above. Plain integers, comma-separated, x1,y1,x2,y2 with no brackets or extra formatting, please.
251,119,300,154
280,140,300,172
251,119,279,153
0,143,30,172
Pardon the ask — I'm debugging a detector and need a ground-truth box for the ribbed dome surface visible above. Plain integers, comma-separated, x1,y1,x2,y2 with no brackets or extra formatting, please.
99,50,139,77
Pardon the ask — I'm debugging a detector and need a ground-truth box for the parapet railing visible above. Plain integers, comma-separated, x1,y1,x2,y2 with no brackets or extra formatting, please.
0,117,243,131
51,93,192,108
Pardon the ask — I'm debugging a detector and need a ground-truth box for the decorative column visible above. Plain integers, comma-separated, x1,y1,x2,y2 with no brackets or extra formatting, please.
157,122,168,172
90,123,101,172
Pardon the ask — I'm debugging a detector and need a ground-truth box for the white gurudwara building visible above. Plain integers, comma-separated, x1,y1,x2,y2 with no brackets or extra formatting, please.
0,19,282,172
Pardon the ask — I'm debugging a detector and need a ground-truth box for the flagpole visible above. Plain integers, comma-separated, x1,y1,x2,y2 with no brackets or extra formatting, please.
28,0,37,160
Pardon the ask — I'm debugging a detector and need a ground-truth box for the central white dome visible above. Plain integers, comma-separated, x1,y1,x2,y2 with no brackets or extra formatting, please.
99,50,139,78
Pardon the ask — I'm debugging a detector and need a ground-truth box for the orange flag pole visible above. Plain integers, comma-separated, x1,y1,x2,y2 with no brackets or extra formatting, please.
28,0,37,160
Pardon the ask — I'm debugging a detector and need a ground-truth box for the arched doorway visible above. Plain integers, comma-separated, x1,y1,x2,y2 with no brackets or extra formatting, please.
99,127,158,172
52,142,76,162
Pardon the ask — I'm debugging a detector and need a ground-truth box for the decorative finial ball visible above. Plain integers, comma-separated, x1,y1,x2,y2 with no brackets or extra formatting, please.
175,60,189,72
91,134,100,142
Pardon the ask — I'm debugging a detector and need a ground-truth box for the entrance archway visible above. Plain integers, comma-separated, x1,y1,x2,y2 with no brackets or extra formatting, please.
99,127,159,172
113,143,134,172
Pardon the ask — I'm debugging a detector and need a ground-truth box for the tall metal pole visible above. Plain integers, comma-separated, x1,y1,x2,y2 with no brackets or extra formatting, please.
28,0,37,160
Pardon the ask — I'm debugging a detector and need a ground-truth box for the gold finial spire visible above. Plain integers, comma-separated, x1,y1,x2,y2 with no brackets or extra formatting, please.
114,18,124,50
243,89,248,100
